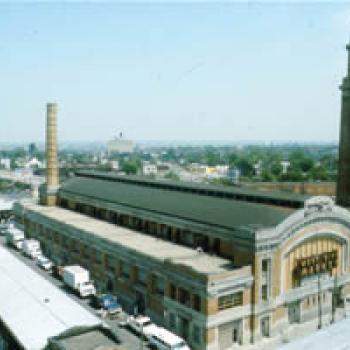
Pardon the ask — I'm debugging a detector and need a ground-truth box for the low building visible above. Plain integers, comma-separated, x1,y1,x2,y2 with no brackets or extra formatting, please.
107,134,134,155
0,158,11,170
0,242,121,350
47,325,123,350
142,162,157,176
25,157,44,169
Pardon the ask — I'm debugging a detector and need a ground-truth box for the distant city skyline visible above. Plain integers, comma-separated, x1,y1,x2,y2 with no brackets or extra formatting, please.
1,2,350,143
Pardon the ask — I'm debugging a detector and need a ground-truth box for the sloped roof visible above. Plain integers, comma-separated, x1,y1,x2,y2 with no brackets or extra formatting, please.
76,170,308,206
59,173,296,230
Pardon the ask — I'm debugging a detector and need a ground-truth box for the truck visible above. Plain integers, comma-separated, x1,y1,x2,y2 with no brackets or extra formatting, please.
92,294,122,315
6,227,25,250
62,265,96,298
22,239,42,259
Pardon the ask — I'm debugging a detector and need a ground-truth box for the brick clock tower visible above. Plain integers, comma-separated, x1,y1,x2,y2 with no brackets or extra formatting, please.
337,43,350,207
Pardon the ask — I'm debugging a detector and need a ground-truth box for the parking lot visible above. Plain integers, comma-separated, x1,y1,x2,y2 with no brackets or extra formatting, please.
0,234,151,350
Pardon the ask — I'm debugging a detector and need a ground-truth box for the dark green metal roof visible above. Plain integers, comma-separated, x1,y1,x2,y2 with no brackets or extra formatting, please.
59,173,296,231
75,170,308,208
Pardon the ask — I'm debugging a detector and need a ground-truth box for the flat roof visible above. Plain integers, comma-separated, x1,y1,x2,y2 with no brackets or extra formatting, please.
60,174,295,230
0,243,102,349
55,329,120,350
21,203,249,276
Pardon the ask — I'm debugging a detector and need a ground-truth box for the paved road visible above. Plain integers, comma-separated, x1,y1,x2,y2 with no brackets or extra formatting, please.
0,235,150,350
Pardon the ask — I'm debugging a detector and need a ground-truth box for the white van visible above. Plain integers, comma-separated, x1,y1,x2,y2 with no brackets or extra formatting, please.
147,327,190,350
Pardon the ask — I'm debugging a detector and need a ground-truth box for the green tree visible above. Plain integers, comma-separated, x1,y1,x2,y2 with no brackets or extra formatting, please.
236,158,254,177
121,160,139,174
270,162,283,177
206,150,221,166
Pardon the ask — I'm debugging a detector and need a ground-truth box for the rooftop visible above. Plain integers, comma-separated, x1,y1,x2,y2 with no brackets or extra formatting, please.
49,326,122,350
76,170,308,206
0,242,102,349
20,203,250,277
59,172,297,231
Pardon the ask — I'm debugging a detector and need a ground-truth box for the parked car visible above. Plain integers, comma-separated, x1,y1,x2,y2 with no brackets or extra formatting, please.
0,223,9,235
22,239,42,259
92,294,122,314
6,227,25,250
36,255,53,271
127,315,158,337
147,327,190,350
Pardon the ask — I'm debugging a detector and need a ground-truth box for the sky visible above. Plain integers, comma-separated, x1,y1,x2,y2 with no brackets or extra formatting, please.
0,2,350,143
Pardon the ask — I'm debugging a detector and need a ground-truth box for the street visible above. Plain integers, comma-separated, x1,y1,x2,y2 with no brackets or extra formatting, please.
0,235,150,350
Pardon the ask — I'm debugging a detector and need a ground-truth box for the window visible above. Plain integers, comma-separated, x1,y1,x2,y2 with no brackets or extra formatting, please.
121,261,130,279
106,255,116,273
192,325,201,344
261,317,270,337
262,259,269,274
138,269,148,286
95,250,103,265
218,292,243,311
261,258,271,301
169,313,176,329
82,245,90,259
170,284,177,299
178,288,191,307
261,285,268,301
193,294,201,312
151,275,164,295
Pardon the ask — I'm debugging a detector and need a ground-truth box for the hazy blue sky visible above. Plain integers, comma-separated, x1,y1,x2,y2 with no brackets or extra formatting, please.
0,2,350,143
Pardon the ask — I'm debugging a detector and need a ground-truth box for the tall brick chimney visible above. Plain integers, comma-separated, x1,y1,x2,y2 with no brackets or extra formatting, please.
40,103,59,206
337,43,350,207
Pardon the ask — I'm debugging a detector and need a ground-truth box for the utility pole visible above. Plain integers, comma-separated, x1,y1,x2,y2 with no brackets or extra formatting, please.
318,273,323,329
331,272,338,324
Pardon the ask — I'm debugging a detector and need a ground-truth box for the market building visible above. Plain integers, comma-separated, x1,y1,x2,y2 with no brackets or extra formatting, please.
14,42,350,350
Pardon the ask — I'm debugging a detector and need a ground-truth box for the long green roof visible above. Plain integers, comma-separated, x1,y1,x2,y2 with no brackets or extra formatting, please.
59,173,297,231
76,170,308,206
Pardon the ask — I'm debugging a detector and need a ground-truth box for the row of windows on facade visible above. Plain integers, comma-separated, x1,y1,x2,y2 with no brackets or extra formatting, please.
168,313,202,345
58,199,227,257
29,223,215,313
305,293,328,307
168,284,202,312
36,231,165,295
39,223,244,314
